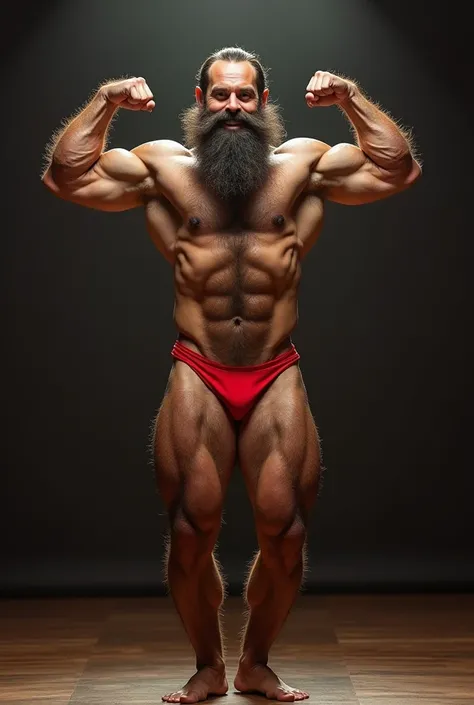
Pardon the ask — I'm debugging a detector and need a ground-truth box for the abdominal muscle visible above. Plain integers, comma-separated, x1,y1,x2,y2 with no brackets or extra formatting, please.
172,231,301,366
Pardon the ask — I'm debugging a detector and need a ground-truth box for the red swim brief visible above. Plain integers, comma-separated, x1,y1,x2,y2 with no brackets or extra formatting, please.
171,339,300,421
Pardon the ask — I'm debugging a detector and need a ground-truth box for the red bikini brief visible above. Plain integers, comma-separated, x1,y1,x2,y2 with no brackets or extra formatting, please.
171,339,300,421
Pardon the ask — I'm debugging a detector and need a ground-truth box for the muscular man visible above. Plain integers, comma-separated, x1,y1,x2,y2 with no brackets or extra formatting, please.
42,47,421,702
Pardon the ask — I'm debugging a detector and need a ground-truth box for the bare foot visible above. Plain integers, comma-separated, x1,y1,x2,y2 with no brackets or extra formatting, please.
162,666,228,703
234,662,309,701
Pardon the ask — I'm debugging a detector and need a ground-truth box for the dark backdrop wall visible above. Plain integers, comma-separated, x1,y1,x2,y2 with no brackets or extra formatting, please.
2,0,473,595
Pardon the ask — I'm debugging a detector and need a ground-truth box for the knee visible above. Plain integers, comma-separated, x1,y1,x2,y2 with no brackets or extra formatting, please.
169,502,222,573
257,505,307,574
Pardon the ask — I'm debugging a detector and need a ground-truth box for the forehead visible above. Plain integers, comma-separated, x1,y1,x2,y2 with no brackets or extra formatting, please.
207,60,257,88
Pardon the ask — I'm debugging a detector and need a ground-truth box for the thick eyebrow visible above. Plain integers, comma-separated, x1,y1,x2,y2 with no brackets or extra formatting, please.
210,84,256,94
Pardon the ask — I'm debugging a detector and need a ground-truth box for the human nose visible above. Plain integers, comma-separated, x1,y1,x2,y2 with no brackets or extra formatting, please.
227,92,240,111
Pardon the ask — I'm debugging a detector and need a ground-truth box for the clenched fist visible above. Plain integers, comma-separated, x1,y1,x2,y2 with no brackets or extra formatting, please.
101,77,155,112
305,71,355,108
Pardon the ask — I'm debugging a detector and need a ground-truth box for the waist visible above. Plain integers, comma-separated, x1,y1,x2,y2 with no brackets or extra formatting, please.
172,336,298,370
174,298,297,365
175,331,295,367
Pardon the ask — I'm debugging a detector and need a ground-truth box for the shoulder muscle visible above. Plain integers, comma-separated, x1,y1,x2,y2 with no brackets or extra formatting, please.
275,137,331,164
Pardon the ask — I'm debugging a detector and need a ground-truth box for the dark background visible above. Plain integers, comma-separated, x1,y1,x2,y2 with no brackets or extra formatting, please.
2,0,473,596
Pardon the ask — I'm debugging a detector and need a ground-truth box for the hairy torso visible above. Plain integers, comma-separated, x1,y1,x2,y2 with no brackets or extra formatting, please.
143,145,324,365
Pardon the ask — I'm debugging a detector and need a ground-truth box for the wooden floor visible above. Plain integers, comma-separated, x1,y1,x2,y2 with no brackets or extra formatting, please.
0,593,473,704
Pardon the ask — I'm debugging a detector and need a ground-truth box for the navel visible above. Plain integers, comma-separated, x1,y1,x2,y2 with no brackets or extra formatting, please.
188,216,201,229
273,214,285,228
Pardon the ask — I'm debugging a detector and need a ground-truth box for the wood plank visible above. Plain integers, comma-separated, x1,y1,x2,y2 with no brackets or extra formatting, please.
69,596,358,704
0,597,113,703
1,593,473,703
325,594,474,703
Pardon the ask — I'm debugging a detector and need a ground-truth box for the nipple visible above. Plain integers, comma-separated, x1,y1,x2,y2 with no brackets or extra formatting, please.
189,216,201,229
273,214,285,227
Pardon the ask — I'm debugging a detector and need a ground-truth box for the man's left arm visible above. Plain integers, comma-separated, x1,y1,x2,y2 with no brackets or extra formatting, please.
305,71,422,205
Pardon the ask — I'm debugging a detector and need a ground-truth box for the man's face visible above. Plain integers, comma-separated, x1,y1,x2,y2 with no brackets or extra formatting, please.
181,59,284,204
196,60,269,121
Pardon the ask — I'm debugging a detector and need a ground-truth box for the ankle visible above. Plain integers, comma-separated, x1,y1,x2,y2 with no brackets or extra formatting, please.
196,656,226,673
238,652,268,669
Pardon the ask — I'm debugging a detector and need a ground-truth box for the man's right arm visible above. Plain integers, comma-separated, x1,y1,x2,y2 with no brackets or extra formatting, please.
41,77,165,211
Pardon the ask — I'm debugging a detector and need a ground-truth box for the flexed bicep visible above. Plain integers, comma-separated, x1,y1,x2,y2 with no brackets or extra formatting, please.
44,145,156,212
315,142,415,206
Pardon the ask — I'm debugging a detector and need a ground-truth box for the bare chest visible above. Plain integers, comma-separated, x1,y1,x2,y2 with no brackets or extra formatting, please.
144,152,316,251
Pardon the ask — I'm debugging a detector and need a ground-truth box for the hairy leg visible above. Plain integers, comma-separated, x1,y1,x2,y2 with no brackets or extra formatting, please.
235,366,321,701
153,361,236,703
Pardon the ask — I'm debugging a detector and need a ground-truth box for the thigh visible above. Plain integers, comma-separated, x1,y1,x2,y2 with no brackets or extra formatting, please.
152,360,237,527
237,365,321,526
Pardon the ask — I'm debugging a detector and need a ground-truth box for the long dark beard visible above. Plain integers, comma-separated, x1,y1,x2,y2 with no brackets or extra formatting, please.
180,103,286,203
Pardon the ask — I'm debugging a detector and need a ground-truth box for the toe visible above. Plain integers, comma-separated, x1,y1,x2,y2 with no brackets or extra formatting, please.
180,691,200,703
277,693,295,702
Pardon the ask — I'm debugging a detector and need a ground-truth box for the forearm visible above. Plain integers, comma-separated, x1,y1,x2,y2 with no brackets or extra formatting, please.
43,88,117,184
339,85,416,172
